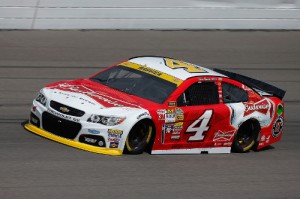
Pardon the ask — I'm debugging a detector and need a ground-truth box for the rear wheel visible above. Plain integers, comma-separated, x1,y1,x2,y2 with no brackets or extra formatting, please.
232,119,260,153
124,120,153,154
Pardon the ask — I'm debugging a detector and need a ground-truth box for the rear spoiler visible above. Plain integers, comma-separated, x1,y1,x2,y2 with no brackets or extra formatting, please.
214,68,286,100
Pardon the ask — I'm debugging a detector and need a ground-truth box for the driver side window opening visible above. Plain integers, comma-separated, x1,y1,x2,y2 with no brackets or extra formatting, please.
177,81,219,106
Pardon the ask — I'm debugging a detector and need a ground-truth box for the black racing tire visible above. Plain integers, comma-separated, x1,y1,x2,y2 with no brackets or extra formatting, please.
124,120,153,154
232,119,260,153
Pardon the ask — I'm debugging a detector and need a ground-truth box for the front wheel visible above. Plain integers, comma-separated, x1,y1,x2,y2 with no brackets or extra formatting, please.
124,121,153,154
232,119,260,153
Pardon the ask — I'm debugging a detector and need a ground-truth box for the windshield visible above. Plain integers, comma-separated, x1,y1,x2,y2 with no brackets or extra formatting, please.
90,66,177,104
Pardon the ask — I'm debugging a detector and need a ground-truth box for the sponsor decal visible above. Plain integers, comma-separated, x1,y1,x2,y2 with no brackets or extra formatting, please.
50,83,139,108
88,129,101,135
157,109,166,120
175,108,183,114
167,109,174,114
213,130,235,142
171,131,181,135
121,61,183,86
108,129,123,134
138,66,163,77
158,109,184,122
242,84,253,93
175,108,184,120
79,134,106,147
168,101,177,107
272,117,284,138
164,109,176,123
198,77,217,81
56,91,97,105
162,123,183,143
137,112,150,120
84,137,97,144
174,122,183,130
167,124,182,134
109,142,119,148
223,142,232,147
176,114,184,120
171,135,180,140
165,124,174,134
266,135,271,143
243,99,270,116
47,109,80,122
214,143,222,147
260,135,270,144
107,129,123,142
108,137,120,142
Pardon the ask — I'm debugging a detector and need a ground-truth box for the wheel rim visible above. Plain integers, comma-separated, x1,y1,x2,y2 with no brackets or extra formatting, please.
126,123,152,152
236,123,256,151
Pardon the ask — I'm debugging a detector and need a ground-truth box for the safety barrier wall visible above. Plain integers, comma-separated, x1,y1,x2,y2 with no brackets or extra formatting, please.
1,0,300,29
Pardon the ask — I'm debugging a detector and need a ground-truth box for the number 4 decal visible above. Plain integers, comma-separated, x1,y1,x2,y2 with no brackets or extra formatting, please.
164,58,207,73
187,110,213,141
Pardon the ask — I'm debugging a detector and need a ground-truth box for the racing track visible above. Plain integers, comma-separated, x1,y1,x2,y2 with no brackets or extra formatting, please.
0,30,299,199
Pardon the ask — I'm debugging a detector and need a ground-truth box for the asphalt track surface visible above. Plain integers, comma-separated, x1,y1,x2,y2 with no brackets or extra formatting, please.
0,30,299,199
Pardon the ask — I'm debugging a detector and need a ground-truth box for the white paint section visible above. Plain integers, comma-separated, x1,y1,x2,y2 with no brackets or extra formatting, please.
1,0,300,29
151,147,231,154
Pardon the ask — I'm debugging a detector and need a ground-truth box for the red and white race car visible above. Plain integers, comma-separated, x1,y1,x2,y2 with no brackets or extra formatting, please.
25,56,285,155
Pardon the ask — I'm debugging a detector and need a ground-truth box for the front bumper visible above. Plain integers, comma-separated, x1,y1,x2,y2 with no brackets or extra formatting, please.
24,123,123,156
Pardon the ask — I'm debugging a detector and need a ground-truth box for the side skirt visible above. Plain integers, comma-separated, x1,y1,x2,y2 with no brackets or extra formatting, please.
151,147,231,155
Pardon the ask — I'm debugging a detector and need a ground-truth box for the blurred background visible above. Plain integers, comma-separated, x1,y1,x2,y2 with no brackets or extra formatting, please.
1,0,300,30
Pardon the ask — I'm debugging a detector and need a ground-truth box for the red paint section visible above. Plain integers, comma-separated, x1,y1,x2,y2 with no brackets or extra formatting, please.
257,97,284,150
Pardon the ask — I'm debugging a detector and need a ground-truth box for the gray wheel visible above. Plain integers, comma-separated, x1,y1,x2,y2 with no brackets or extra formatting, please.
124,120,153,154
232,119,260,153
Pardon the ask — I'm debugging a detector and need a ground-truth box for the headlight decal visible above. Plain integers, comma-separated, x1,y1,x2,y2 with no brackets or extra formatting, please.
87,115,125,126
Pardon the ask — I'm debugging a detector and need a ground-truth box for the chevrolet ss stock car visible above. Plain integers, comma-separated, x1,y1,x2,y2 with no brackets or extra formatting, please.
24,56,285,155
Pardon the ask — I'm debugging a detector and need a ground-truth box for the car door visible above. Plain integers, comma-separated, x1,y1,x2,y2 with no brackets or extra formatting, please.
161,78,236,151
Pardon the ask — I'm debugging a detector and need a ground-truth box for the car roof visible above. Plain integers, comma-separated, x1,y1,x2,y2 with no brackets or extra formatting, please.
129,56,227,81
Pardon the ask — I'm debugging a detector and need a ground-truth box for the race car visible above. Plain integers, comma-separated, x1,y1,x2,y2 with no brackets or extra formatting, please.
24,56,285,155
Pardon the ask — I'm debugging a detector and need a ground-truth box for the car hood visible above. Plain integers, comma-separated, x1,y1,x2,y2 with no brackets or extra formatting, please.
42,79,154,116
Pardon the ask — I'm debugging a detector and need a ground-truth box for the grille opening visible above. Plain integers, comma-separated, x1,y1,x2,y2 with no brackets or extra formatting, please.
42,112,81,139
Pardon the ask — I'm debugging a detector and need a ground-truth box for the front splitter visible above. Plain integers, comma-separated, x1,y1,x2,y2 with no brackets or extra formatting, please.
24,123,123,156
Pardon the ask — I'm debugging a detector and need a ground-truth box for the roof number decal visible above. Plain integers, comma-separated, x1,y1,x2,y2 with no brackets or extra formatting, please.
164,58,207,73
